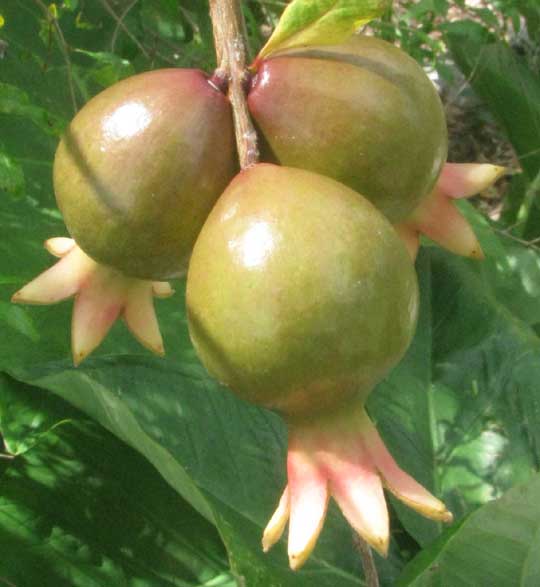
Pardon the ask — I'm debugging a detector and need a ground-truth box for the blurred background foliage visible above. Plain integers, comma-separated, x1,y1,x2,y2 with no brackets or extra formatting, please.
0,1,540,586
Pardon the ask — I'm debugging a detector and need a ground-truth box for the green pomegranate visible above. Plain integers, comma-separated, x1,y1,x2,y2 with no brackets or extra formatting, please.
54,68,237,280
187,164,451,568
248,35,447,223
187,163,417,415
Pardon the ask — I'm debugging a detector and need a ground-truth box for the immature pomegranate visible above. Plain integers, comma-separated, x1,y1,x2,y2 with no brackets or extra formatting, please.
187,165,451,569
55,68,237,280
249,36,447,222
249,36,505,259
13,68,236,363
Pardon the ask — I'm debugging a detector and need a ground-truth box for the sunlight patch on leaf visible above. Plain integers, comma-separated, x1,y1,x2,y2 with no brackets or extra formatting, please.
0,151,25,197
0,376,230,586
0,374,70,456
75,49,134,87
48,3,59,20
75,11,95,30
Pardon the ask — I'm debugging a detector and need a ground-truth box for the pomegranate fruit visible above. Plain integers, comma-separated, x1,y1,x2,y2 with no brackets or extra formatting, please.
186,164,451,569
55,68,237,280
249,36,447,223
12,68,237,363
249,36,505,259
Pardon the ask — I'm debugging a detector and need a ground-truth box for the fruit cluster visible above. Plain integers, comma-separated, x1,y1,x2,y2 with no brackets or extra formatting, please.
13,34,504,569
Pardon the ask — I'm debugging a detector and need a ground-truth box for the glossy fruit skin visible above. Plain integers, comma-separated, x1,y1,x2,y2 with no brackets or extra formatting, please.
187,164,419,418
248,36,447,223
54,69,237,280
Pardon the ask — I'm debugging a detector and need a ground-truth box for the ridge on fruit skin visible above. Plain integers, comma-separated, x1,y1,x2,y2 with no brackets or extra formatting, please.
12,238,173,365
186,164,453,570
248,34,505,260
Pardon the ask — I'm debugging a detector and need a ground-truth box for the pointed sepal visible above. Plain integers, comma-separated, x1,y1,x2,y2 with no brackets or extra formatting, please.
262,486,290,553
263,401,452,570
409,188,485,259
12,238,172,364
287,445,329,569
124,282,166,356
437,163,506,199
396,162,506,259
11,245,93,305
45,236,77,257
362,417,453,523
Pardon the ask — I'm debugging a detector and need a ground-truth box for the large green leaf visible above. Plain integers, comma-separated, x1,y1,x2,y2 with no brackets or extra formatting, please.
398,473,540,586
0,374,233,587
445,20,540,238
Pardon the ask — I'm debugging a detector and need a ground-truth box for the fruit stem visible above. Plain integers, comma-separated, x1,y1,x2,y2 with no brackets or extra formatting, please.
354,534,380,587
209,0,259,169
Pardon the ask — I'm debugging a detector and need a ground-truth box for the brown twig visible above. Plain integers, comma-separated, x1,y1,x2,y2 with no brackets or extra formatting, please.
354,534,380,587
209,1,225,67
493,227,540,252
209,0,259,170
108,0,148,57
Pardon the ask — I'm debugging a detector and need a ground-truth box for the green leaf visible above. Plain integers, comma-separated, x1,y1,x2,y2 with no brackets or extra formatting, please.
445,21,540,181
446,21,540,239
6,354,385,586
0,375,232,587
0,82,65,136
0,374,71,457
0,301,39,345
398,473,540,586
257,0,391,61
140,0,190,43
75,49,135,88
0,150,25,196
518,0,540,42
